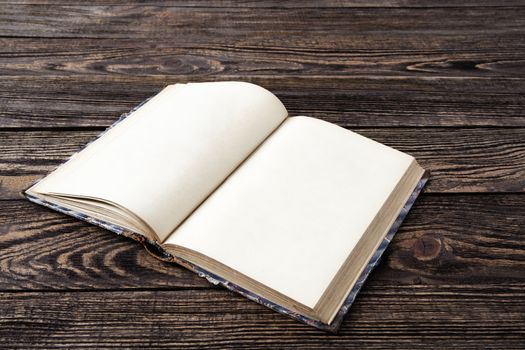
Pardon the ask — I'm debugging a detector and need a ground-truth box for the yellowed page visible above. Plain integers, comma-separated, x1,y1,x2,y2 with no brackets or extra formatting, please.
31,82,288,241
166,116,413,307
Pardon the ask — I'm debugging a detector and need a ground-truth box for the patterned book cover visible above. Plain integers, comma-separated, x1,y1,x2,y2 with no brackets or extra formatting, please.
24,91,429,332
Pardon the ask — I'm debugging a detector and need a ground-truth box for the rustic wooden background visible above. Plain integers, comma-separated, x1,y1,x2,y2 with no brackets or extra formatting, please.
1,1,524,348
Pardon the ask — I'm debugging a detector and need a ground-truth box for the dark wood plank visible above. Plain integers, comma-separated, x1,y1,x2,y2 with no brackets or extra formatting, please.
0,288,523,349
1,128,524,196
3,0,525,7
2,6,524,39
2,76,524,128
2,34,525,78
0,199,208,290
384,194,525,286
1,1,524,348
1,193,524,291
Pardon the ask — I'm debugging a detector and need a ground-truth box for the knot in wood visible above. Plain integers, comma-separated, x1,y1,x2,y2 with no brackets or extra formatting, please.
412,235,442,261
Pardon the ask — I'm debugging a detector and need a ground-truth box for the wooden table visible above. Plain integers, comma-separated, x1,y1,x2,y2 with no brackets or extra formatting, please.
1,1,524,348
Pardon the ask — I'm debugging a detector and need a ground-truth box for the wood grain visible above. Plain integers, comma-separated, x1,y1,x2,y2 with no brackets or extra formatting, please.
1,1,524,347
0,201,208,291
0,289,523,349
1,128,524,196
2,36,525,78
2,6,524,39
1,194,524,292
3,1,525,7
2,76,525,128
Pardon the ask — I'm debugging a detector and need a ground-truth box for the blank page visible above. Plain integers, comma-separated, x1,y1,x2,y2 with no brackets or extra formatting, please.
31,82,287,241
166,116,413,308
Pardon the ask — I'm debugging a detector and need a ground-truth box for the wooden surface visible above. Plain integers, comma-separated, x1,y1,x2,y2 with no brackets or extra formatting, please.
1,1,524,348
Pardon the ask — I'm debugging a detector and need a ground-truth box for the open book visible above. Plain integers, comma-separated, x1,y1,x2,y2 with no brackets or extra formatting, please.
25,82,428,331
